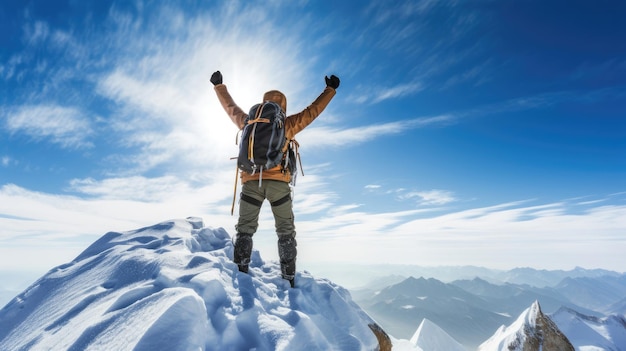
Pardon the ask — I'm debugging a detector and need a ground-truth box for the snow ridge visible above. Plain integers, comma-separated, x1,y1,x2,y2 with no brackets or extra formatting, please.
0,218,381,351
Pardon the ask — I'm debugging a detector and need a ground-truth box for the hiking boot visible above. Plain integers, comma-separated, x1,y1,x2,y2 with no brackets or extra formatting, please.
278,236,297,287
234,233,253,273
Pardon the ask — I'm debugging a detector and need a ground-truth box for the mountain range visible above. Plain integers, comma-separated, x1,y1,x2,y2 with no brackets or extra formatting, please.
352,267,626,349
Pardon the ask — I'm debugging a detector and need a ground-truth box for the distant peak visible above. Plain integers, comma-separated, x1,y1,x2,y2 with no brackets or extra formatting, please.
479,300,574,351
411,318,466,351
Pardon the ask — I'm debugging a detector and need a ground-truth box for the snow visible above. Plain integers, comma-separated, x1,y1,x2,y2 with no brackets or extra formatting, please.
0,218,381,351
477,301,541,351
476,301,626,351
410,318,467,351
2,217,625,351
391,337,424,351
551,306,626,351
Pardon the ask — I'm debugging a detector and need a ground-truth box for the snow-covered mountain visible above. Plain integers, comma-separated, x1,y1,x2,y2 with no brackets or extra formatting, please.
478,301,574,351
410,318,466,351
555,275,626,312
317,264,622,291
354,276,516,348
494,267,621,288
355,273,626,349
1,217,625,351
0,218,390,351
551,306,626,350
478,302,626,351
450,277,604,319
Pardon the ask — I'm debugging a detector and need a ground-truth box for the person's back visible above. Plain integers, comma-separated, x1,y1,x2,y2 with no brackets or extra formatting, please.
210,71,340,287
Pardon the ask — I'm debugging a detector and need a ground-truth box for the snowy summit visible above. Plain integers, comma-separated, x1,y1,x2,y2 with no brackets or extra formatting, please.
410,318,466,351
0,218,389,351
478,301,574,351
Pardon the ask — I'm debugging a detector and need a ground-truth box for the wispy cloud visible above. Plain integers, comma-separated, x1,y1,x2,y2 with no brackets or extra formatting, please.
373,82,424,103
0,179,235,269
298,114,453,148
2,166,626,272
364,184,457,206
295,194,626,270
22,20,50,45
355,0,489,92
349,82,424,104
364,184,381,190
3,104,94,149
87,2,322,176
3,1,323,177
69,176,193,202
441,59,492,89
398,189,456,205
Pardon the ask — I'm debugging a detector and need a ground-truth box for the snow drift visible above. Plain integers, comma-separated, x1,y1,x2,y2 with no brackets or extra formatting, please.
0,217,388,351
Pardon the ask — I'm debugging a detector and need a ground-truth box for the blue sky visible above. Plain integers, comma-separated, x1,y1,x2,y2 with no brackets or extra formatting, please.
1,0,625,277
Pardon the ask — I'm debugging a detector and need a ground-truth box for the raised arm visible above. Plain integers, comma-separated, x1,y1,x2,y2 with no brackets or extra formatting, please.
210,71,247,130
285,75,340,139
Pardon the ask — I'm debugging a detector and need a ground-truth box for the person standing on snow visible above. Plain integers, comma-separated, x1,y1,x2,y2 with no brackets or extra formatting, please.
210,70,340,288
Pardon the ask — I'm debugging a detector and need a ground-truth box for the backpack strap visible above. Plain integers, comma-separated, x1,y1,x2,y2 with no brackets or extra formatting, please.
248,103,270,124
248,118,270,124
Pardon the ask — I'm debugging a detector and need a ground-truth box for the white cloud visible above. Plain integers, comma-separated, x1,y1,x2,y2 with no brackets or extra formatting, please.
298,114,453,148
297,197,626,271
2,167,626,274
372,82,424,103
349,82,424,104
69,176,193,202
0,177,235,271
399,189,456,205
4,104,93,149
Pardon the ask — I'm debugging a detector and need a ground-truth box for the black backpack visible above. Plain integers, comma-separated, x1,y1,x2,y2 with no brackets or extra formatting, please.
237,101,289,175
231,101,302,214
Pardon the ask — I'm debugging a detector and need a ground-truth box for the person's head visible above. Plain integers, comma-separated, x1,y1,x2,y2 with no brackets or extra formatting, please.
263,90,287,113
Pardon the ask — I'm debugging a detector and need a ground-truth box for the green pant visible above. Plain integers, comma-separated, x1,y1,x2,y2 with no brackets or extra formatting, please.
235,180,297,281
236,180,295,238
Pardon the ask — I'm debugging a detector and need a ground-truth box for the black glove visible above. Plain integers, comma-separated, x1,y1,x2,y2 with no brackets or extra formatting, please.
210,71,223,86
325,75,340,89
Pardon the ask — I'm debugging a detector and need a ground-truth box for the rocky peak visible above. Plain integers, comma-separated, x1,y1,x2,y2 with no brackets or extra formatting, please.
479,301,575,351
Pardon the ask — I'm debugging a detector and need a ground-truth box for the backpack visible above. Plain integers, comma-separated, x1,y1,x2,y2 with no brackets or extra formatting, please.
230,101,303,215
237,101,289,175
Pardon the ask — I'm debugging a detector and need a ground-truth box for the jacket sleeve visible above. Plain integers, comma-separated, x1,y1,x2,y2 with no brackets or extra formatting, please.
285,87,337,139
214,84,247,130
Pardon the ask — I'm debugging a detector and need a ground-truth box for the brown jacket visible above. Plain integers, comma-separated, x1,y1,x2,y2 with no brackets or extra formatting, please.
215,84,336,183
